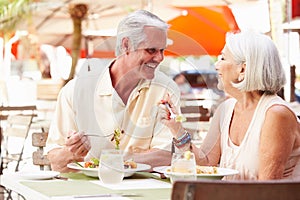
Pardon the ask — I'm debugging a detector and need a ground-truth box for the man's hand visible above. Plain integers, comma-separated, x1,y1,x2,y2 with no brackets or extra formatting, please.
48,131,91,172
66,131,91,158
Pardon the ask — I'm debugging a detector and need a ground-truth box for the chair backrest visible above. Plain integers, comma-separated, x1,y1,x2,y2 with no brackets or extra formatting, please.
180,105,210,143
0,105,37,120
0,105,38,139
0,106,37,173
180,105,210,122
172,180,300,200
3,115,33,138
32,132,50,170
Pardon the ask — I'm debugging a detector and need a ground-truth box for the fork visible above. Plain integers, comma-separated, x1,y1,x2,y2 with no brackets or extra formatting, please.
83,133,102,137
164,102,177,119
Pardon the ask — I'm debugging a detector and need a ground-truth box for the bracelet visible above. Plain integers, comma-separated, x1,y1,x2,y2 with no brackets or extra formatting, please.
175,130,188,141
173,131,191,148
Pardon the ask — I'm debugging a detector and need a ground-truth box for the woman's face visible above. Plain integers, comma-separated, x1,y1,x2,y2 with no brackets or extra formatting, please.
214,46,241,91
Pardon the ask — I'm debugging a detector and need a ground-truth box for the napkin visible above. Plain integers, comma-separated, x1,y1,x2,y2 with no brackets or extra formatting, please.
92,178,172,190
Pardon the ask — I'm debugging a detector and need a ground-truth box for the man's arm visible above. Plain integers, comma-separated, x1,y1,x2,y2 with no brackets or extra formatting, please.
126,148,172,169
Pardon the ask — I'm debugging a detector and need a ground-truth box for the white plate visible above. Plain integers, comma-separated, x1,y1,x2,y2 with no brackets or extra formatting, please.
67,162,151,178
15,170,60,180
153,166,239,180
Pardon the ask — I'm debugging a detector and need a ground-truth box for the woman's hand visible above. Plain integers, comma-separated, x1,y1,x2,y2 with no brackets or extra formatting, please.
158,96,184,138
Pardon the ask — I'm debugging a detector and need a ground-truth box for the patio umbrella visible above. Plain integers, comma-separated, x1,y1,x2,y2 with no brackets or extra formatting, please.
91,5,240,57
165,6,240,57
14,0,181,58
12,2,239,58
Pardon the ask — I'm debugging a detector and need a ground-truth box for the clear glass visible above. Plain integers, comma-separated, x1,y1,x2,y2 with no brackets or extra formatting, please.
170,151,196,183
98,149,125,184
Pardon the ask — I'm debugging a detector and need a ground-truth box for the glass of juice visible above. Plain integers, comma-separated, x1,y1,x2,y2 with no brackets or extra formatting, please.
170,151,196,183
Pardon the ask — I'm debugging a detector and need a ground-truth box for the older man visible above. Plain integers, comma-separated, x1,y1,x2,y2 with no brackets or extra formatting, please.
46,10,180,172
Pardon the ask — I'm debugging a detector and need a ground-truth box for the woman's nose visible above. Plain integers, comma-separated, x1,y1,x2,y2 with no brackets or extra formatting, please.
214,60,221,70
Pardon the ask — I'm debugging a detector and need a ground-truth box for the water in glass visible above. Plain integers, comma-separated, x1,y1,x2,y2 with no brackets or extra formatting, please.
98,149,125,184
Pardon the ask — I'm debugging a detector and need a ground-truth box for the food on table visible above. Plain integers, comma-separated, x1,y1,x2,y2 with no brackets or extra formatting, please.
83,158,99,168
196,166,218,174
82,158,137,169
124,159,137,169
167,165,218,174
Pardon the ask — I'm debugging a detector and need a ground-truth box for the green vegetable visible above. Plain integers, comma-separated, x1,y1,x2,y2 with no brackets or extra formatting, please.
91,158,99,166
75,162,84,168
111,128,124,150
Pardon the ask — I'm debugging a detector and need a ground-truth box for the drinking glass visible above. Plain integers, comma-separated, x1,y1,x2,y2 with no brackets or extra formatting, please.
98,149,125,184
170,151,196,183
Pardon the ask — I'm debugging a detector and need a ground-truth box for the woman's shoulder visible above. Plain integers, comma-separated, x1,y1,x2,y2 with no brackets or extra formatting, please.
266,103,297,121
263,95,299,121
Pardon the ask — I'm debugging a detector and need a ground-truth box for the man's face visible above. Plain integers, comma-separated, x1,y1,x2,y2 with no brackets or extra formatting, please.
129,26,167,80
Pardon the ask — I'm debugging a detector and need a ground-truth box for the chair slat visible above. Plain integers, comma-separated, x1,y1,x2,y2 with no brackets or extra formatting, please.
32,132,51,169
7,115,33,125
32,132,48,147
32,151,50,166
181,105,210,122
0,105,37,111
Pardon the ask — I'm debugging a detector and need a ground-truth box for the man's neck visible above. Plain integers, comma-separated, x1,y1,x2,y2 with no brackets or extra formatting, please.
110,59,140,105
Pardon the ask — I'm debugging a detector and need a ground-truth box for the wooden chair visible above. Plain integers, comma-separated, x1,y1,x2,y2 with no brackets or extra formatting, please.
180,105,211,143
180,105,210,122
32,131,50,170
0,105,37,120
171,179,300,200
1,115,34,172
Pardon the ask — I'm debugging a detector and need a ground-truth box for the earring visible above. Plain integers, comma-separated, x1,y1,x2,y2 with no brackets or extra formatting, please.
238,75,244,82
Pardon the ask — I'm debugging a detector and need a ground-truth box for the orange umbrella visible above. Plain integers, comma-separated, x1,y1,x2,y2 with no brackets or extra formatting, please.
165,6,240,56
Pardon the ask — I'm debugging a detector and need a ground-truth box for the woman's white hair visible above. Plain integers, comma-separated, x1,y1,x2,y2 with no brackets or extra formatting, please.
226,31,286,94
115,10,169,56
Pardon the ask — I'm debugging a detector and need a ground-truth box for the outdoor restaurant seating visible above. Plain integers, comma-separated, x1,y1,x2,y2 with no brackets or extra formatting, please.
0,105,38,174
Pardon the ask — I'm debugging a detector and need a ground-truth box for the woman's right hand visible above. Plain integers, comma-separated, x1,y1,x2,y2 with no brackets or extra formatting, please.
158,96,185,138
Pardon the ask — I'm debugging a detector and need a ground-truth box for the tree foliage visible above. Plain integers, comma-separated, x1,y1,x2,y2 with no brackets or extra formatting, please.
0,0,32,36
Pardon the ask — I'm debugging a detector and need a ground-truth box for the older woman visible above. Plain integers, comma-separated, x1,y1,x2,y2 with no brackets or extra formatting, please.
160,31,300,180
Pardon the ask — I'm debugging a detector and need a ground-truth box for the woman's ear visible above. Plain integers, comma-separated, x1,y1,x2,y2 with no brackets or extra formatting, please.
238,62,246,82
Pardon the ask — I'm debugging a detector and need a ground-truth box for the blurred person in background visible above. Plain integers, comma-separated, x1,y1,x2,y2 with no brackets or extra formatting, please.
173,73,192,95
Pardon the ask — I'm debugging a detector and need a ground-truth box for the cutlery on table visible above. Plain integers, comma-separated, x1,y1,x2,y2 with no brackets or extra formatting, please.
72,193,142,198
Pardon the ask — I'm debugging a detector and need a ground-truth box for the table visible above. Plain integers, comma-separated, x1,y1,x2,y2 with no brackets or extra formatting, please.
1,172,172,200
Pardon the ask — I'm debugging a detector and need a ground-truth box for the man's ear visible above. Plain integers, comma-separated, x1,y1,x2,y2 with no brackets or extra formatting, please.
122,37,130,52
